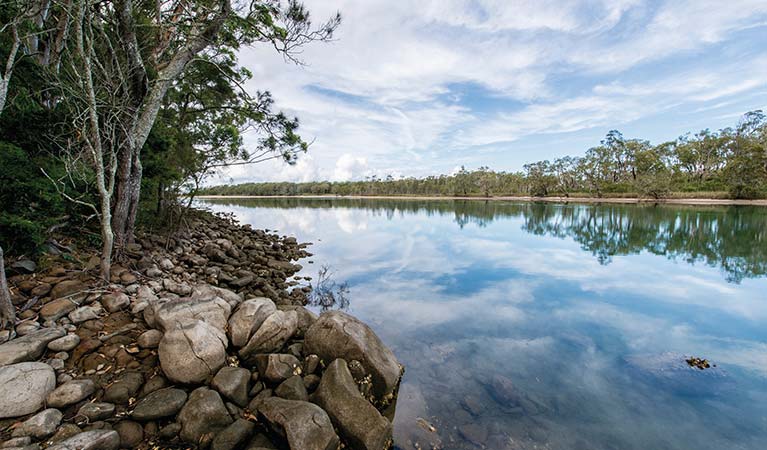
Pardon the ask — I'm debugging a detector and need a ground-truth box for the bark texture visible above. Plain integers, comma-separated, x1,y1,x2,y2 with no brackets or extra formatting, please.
0,245,16,330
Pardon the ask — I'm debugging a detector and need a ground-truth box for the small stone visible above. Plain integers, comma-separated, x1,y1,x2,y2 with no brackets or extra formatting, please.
131,388,187,421
49,424,82,443
68,305,101,324
274,376,308,401
304,354,320,374
211,419,255,450
103,372,144,405
78,403,116,422
114,420,143,448
12,408,62,439
47,430,120,450
48,334,80,352
211,366,251,407
138,375,167,397
303,374,321,392
50,280,87,300
158,423,181,440
136,330,162,349
46,379,96,408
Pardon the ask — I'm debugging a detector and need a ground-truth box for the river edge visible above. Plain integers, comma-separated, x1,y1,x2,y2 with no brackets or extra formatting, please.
0,208,402,449
197,194,767,206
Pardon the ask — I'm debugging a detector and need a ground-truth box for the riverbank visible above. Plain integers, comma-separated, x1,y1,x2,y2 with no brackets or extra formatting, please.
0,209,401,449
197,194,767,206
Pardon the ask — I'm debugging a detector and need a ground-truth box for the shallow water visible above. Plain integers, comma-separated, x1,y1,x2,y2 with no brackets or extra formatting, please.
198,198,767,450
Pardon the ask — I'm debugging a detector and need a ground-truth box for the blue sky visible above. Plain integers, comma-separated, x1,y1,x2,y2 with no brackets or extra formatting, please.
219,0,767,184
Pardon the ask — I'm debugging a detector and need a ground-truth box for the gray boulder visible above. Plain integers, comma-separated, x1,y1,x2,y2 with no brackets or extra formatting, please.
178,387,233,446
239,310,298,361
305,311,402,401
275,375,308,402
258,397,339,450
136,329,162,349
159,319,227,384
0,327,66,366
40,299,78,322
254,354,302,384
211,419,256,450
0,362,56,418
47,430,120,450
68,305,101,324
12,408,62,439
46,379,96,408
48,334,80,352
101,293,130,313
191,284,243,309
154,296,232,333
211,366,251,407
131,387,187,421
227,298,276,347
312,359,392,450
276,305,317,337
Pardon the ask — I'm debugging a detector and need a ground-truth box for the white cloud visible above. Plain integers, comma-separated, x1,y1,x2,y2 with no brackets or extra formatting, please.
212,0,767,183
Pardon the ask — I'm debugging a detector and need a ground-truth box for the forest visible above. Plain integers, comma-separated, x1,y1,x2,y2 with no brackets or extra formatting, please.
202,112,767,200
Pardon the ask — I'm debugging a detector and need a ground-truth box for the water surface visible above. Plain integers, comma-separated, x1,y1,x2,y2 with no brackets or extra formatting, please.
199,198,767,450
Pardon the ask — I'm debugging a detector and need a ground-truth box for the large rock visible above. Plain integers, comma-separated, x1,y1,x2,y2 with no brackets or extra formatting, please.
238,310,298,361
159,319,228,384
275,376,308,402
46,379,96,408
211,419,256,450
47,430,120,450
305,311,402,401
0,362,56,418
131,388,187,421
277,305,317,337
178,387,233,446
101,292,130,313
40,299,78,321
12,408,62,439
211,367,251,407
254,354,302,384
0,327,66,366
114,420,144,448
228,298,276,347
50,280,87,300
258,397,340,450
154,296,232,333
312,359,392,450
192,284,243,309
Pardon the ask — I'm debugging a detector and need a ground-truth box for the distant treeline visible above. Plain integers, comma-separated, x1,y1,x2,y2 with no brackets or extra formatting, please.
202,111,767,199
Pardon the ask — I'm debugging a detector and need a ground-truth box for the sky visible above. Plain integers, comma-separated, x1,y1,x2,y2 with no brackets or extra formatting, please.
216,0,767,185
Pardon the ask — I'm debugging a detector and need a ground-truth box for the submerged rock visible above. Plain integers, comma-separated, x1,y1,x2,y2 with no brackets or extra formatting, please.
304,311,402,402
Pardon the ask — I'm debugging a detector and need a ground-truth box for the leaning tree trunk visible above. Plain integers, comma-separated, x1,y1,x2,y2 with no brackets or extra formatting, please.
0,245,16,330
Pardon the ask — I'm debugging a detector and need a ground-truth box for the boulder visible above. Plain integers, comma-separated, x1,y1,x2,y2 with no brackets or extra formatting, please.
254,354,302,384
40,299,78,322
276,305,317,337
311,359,392,450
211,367,251,407
238,310,298,360
274,376,308,402
12,408,62,439
0,327,66,366
227,298,276,347
131,388,187,421
154,296,232,333
211,419,256,450
159,319,228,384
48,334,80,352
101,293,130,313
0,363,56,418
136,329,162,349
258,398,340,450
178,387,233,445
47,430,120,450
50,280,87,300
191,284,242,309
46,379,96,408
304,311,402,401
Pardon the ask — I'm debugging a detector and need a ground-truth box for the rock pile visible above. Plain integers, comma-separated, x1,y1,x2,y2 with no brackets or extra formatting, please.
0,211,403,449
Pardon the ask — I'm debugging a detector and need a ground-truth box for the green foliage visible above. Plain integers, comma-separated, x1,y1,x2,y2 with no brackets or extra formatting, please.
201,111,767,200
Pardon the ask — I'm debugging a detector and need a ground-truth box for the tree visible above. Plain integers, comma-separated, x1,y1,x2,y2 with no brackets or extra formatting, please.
725,111,767,198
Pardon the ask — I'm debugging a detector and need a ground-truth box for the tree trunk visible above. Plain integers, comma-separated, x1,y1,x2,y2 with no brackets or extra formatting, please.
0,245,16,330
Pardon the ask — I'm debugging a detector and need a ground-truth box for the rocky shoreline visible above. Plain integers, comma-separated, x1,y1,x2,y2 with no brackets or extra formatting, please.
0,210,403,450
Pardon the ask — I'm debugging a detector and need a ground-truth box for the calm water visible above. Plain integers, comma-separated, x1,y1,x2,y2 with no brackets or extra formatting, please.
199,198,767,450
